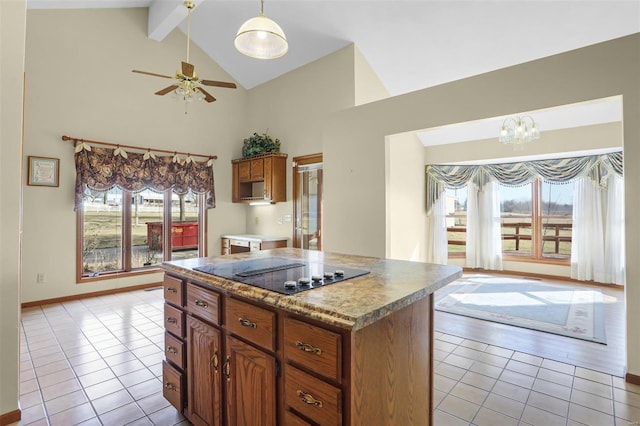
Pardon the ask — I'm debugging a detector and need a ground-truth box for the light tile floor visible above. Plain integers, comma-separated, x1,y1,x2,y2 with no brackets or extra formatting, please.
11,287,640,425
433,332,640,425
15,287,186,426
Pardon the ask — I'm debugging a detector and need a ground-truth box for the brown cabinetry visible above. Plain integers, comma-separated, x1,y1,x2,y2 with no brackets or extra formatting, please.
186,315,222,426
232,153,287,203
163,274,187,413
162,267,435,426
225,335,276,426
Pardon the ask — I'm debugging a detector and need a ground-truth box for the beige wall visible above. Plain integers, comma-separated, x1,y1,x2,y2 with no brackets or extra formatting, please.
424,121,622,164
1,0,26,416
322,34,639,375
243,45,359,239
354,46,389,105
386,132,428,261
22,8,248,303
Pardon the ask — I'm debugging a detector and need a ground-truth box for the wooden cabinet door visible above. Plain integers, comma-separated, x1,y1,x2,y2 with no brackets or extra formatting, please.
187,316,222,426
225,336,276,426
238,161,251,182
250,158,264,180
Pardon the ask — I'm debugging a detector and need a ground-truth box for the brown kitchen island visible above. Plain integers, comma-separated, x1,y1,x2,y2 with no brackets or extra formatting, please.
161,248,461,426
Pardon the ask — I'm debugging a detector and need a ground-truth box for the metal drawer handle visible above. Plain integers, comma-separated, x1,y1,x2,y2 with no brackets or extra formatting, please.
164,382,177,391
296,390,323,408
166,317,177,324
223,356,231,378
239,318,257,328
166,346,178,355
296,341,322,355
212,351,219,371
195,299,208,308
166,287,177,294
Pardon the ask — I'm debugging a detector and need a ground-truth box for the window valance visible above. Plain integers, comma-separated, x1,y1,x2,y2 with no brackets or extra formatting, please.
74,145,216,211
426,151,622,213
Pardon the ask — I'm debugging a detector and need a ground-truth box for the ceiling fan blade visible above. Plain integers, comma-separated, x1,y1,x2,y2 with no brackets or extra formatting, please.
155,85,179,96
132,69,174,79
195,87,216,103
200,80,237,89
182,62,195,78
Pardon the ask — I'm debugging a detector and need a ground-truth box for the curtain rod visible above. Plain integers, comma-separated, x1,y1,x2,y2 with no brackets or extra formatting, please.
61,135,218,160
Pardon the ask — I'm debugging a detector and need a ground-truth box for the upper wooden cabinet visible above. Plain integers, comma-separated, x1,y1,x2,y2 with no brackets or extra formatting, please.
232,153,287,204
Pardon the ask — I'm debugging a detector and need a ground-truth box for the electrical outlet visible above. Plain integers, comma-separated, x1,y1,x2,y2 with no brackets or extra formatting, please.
277,217,283,225
283,214,292,222
36,273,45,283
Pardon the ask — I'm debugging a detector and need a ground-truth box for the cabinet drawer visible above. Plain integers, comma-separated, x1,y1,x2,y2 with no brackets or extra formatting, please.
285,366,342,426
284,410,313,426
186,283,220,325
284,318,342,383
164,332,185,370
225,298,276,352
221,238,230,255
164,304,185,338
163,360,184,413
164,275,184,307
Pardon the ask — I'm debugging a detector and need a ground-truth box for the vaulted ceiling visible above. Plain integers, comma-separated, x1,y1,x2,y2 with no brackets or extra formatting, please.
27,0,640,143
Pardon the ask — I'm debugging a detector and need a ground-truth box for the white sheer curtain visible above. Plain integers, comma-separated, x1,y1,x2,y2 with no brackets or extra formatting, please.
603,174,625,284
466,180,503,270
571,176,605,282
426,190,448,264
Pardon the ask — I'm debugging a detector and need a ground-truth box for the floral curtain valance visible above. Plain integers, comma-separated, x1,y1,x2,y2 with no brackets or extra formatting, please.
426,151,622,213
74,145,216,211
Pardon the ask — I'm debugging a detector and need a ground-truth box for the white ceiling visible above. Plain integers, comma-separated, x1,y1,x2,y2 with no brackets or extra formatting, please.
27,0,640,143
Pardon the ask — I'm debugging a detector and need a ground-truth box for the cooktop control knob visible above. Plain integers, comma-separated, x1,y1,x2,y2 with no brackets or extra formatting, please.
311,275,322,283
298,277,311,285
284,281,297,289
323,272,334,280
334,270,344,277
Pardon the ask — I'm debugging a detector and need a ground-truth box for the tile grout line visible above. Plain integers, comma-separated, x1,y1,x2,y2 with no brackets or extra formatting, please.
20,291,180,426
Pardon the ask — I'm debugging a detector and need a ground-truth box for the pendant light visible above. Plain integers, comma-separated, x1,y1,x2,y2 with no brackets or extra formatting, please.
234,0,288,60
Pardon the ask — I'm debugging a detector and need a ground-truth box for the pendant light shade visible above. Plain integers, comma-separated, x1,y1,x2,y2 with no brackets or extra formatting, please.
235,0,288,59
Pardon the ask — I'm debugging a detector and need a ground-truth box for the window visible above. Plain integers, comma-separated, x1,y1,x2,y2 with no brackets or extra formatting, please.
540,181,573,259
73,143,215,281
446,179,573,262
499,180,573,261
78,189,205,281
499,183,533,257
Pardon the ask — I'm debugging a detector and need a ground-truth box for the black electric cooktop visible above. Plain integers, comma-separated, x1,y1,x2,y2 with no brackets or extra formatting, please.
193,257,370,295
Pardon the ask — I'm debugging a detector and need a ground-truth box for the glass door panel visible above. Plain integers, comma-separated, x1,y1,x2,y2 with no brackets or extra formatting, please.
293,155,323,250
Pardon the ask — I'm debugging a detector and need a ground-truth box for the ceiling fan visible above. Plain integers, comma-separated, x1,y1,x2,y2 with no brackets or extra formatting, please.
132,0,237,103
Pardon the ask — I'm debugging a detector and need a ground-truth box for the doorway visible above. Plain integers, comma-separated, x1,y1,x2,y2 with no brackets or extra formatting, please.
292,154,323,250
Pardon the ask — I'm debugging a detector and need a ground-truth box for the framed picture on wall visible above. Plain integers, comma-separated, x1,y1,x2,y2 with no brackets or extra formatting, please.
27,156,60,187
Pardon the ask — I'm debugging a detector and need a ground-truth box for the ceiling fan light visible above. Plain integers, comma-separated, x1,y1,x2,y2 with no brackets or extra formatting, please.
235,15,288,59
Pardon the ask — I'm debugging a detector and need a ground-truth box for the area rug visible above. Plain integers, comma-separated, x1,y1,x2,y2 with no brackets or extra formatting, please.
435,275,606,344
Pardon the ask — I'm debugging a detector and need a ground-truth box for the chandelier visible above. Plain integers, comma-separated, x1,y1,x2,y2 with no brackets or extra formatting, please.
235,0,288,60
499,116,540,149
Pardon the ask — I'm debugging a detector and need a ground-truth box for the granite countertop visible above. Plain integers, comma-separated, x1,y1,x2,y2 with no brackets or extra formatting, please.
222,234,289,242
162,248,461,331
